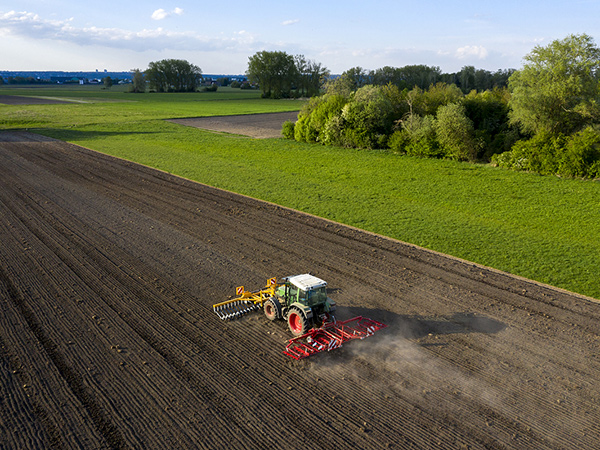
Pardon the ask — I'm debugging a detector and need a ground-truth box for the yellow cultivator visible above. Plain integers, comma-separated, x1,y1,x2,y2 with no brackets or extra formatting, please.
213,277,279,321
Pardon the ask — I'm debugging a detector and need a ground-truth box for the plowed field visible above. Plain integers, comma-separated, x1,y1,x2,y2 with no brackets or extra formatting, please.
1,130,599,450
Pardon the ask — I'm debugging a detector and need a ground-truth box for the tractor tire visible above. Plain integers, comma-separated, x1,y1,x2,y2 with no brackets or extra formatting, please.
287,307,311,337
264,299,282,321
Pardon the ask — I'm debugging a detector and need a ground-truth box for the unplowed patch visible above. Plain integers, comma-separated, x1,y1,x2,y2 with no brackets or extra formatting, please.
169,111,298,138
1,130,599,449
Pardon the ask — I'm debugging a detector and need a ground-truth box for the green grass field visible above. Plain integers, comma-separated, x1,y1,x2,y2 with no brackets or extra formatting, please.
1,85,599,300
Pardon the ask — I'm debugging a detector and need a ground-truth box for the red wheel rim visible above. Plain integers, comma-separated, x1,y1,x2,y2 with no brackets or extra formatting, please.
289,312,302,333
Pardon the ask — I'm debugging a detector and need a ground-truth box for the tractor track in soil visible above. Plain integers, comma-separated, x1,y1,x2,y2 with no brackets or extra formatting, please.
1,130,600,449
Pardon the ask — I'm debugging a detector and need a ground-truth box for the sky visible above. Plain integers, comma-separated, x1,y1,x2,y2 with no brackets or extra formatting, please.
1,1,599,74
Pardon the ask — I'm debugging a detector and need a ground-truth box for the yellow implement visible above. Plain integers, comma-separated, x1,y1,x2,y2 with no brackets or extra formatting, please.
213,277,279,320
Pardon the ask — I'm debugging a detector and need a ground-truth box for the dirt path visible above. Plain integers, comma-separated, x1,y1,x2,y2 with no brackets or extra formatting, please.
168,111,299,138
1,130,599,449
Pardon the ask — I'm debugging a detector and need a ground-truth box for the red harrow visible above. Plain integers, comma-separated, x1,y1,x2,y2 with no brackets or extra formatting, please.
284,316,387,360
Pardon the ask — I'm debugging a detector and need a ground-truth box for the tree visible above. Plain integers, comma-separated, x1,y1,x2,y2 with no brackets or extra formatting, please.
321,67,371,98
247,51,297,98
102,76,113,89
294,55,330,97
508,33,600,136
371,66,403,87
395,65,442,90
145,59,203,92
130,69,146,93
247,51,328,98
343,67,371,90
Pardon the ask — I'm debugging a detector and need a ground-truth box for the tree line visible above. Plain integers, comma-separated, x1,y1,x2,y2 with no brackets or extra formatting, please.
245,54,513,97
131,34,599,178
283,34,600,179
335,65,514,93
132,52,330,97
131,54,511,97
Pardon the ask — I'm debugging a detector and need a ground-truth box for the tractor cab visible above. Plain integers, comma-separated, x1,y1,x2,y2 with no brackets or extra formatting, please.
280,273,328,307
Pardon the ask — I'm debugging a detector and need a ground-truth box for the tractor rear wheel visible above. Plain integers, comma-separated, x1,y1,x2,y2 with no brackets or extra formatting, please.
264,299,281,321
287,308,310,336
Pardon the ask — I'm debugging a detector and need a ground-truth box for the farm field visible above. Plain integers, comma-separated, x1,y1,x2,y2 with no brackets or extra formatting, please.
1,86,599,300
1,130,600,449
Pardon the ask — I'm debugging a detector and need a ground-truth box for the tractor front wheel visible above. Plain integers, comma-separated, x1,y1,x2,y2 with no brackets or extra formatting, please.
264,299,281,321
287,308,310,336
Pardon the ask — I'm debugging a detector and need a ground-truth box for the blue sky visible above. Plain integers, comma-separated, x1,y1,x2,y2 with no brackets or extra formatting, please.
1,1,599,74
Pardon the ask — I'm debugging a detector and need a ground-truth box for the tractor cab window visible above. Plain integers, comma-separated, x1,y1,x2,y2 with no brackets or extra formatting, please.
289,284,298,302
306,287,327,306
298,289,307,304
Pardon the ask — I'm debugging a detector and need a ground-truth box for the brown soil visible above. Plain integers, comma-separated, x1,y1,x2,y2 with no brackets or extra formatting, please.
169,111,299,138
1,130,600,450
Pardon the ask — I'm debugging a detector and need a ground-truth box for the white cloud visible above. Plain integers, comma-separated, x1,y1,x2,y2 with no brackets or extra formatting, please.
455,45,488,60
151,7,184,21
282,19,299,26
0,10,252,53
151,9,168,20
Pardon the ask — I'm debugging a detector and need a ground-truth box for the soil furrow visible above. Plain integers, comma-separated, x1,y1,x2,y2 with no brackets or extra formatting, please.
1,130,600,449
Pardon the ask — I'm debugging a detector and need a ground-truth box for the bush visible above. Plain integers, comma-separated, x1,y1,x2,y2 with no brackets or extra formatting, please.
409,83,463,117
294,94,347,143
322,115,345,146
492,131,564,175
435,103,480,161
463,88,514,159
341,127,377,149
230,80,241,88
388,129,410,153
493,128,600,178
559,127,600,178
389,114,442,157
282,120,295,140
338,85,401,149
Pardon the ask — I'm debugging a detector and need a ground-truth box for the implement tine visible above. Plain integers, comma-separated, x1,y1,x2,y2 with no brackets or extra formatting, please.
213,280,277,321
214,299,260,321
213,304,227,320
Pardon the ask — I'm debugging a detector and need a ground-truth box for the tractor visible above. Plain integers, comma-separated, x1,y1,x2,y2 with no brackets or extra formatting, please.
262,273,336,336
212,274,386,359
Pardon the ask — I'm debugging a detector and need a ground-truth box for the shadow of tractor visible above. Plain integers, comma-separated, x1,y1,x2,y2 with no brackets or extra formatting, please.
335,305,507,341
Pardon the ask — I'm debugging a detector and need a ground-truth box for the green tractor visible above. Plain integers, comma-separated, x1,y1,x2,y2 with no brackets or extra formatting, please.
263,274,337,336
213,273,336,336
212,274,387,360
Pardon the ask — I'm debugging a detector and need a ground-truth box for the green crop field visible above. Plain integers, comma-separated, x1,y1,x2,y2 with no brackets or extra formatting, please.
1,85,599,300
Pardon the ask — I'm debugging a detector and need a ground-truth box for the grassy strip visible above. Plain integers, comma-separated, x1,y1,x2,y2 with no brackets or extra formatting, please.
1,86,599,299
